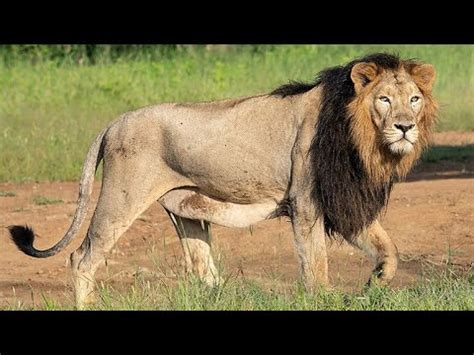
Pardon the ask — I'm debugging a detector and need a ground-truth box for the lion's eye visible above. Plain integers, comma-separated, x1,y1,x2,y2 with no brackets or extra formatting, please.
379,96,390,103
410,96,420,103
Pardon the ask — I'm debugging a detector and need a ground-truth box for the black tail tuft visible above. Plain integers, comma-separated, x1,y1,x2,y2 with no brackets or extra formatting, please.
8,225,36,255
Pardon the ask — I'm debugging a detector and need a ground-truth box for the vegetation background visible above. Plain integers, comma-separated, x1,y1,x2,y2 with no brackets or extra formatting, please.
0,44,472,182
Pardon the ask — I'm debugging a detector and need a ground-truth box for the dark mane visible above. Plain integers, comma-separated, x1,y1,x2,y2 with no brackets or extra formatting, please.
270,81,317,97
311,53,403,240
284,53,403,241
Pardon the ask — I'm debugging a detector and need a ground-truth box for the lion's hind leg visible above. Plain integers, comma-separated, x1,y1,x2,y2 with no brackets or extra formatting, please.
70,161,187,309
70,184,168,309
351,220,398,286
166,211,220,287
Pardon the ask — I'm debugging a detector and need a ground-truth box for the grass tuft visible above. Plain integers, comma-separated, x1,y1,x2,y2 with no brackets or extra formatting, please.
33,195,63,205
2,255,472,310
84,265,473,310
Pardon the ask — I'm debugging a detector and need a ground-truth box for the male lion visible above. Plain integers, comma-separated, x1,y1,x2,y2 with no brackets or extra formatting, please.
9,53,437,309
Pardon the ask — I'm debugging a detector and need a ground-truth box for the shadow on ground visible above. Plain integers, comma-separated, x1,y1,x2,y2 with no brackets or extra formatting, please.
406,145,473,182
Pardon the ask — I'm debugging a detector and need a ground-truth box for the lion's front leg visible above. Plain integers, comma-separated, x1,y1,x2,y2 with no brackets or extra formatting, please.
291,198,328,290
351,219,398,286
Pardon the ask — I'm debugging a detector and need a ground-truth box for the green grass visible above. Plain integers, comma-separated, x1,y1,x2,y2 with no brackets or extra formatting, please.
92,266,474,310
4,266,473,310
0,190,16,197
0,45,472,183
32,195,63,205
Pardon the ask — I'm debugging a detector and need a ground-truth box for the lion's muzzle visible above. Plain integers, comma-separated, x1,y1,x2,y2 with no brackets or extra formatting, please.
384,122,419,156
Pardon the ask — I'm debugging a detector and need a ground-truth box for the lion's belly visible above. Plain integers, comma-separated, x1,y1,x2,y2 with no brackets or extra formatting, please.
159,188,279,228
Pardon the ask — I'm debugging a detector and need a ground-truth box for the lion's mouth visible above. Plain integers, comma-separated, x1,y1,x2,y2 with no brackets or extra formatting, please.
394,136,414,144
388,138,414,155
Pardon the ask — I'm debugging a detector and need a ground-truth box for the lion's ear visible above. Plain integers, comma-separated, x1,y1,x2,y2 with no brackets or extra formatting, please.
350,62,379,94
409,63,436,92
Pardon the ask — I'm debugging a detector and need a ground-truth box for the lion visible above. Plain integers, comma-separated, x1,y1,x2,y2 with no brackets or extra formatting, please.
9,53,438,309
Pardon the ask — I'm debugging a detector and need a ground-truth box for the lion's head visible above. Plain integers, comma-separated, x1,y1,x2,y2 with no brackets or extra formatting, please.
306,53,438,240
348,56,438,182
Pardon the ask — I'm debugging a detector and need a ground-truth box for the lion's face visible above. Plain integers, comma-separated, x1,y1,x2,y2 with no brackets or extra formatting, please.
350,61,436,157
370,71,424,155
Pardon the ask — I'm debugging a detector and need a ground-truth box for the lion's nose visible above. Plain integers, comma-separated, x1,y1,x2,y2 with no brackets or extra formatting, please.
394,123,415,133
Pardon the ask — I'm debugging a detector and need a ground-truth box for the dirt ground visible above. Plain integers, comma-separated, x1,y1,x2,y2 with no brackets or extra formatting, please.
0,132,473,308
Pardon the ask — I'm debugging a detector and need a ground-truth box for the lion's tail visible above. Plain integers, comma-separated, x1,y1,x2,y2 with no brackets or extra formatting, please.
8,128,108,258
